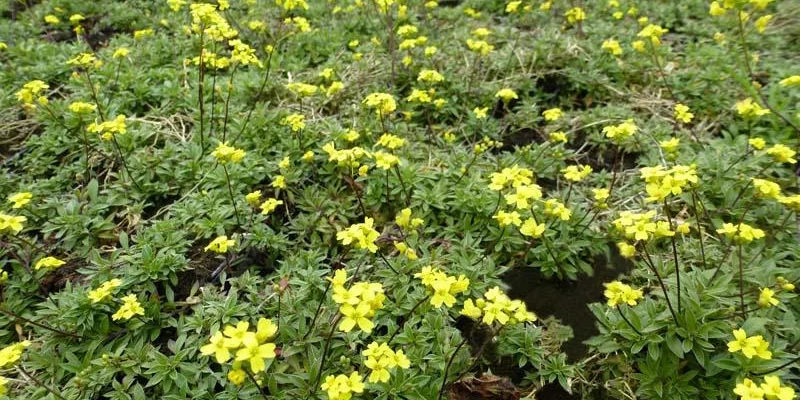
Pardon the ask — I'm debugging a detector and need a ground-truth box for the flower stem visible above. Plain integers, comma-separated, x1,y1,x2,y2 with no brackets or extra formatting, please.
616,306,642,335
222,164,242,228
663,198,681,313
437,336,469,400
0,307,80,339
244,368,270,400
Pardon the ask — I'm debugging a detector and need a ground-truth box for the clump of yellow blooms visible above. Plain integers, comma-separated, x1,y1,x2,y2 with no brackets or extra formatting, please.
211,142,246,164
727,328,772,360
87,115,128,141
361,342,411,383
0,213,26,235
190,3,237,41
286,82,318,97
363,92,397,116
260,198,284,215
520,217,546,238
474,137,502,154
205,235,236,253
674,103,694,123
637,24,668,46
542,107,563,122
374,151,400,170
717,222,765,244
7,192,32,208
603,119,638,142
329,269,385,333
200,318,278,374
613,210,674,242
376,133,406,149
734,375,795,400
321,371,365,400
15,80,49,109
393,242,417,260
736,98,771,118
544,199,572,221
414,266,470,308
493,210,522,227
112,294,145,321
466,38,494,56
461,286,537,326
488,165,533,191
0,341,31,368
779,75,800,87
660,138,680,156
69,101,97,114
751,178,781,199
757,287,779,308
281,113,306,132
34,256,66,271
336,218,381,253
766,144,796,164
562,164,593,182
395,208,424,230
603,281,643,307
565,7,586,24
639,164,698,202
495,88,518,103
602,39,623,56
504,184,543,209
549,131,568,143
87,278,123,303
322,143,372,168
417,69,444,84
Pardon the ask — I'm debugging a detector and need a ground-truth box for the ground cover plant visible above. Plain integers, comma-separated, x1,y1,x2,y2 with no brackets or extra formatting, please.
1,0,800,398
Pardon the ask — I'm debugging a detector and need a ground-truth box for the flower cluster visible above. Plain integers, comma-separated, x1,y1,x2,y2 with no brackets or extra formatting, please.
488,165,533,191
461,286,537,326
205,235,236,253
639,164,698,202
361,342,411,383
336,218,381,253
0,213,27,234
363,92,397,116
87,278,123,303
321,372,365,400
414,266,470,308
0,341,31,368
395,208,424,230
717,222,765,244
87,115,127,141
111,294,145,321
211,142,246,164
329,270,385,333
734,376,795,400
34,256,65,271
602,119,638,141
200,318,278,374
562,164,593,182
15,80,49,109
603,281,643,307
612,210,674,242
322,143,372,168
727,328,772,360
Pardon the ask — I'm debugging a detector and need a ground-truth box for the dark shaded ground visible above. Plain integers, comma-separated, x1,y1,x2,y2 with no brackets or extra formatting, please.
504,246,631,362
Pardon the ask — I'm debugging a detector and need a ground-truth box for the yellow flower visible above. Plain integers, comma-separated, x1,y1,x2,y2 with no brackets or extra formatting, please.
374,151,400,170
34,256,66,270
766,144,796,164
749,137,766,150
168,0,187,12
281,113,306,132
87,279,122,303
245,191,262,206
727,328,772,359
632,40,646,52
234,334,276,373
321,372,365,400
112,47,130,59
205,235,235,253
466,39,494,56
8,192,32,208
0,213,26,235
637,24,668,46
473,107,489,119
461,286,536,326
363,93,397,115
660,137,680,153
617,242,636,258
302,150,314,162
760,375,795,400
69,101,97,114
734,379,764,400
564,7,586,24
15,80,49,106
376,134,406,149
111,294,145,321
506,1,522,13
736,98,771,118
544,199,571,221
755,15,773,33
542,108,563,122
260,198,284,215
337,218,381,253
493,210,522,227
227,368,246,385
222,321,250,348
779,75,800,87
200,331,232,363
87,115,127,141
674,103,694,123
520,218,545,238
752,178,781,199
603,281,643,307
549,131,568,143
286,82,318,97
709,1,726,16
395,208,424,230
717,222,765,244
603,119,638,141
418,69,444,84
495,88,518,103
211,142,246,163
44,15,61,24
562,165,592,182
602,39,623,56
0,341,31,368
133,29,154,40
758,287,779,308
271,175,286,189
424,46,438,56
